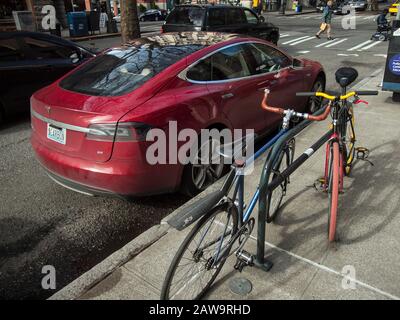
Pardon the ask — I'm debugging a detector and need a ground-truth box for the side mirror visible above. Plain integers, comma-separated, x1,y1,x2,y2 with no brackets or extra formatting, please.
292,58,303,68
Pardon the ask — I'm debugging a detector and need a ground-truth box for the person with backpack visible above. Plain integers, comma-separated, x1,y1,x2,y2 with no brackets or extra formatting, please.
315,1,334,40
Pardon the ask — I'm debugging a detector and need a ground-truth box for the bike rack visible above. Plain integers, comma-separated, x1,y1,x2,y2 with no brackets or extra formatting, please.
254,106,328,272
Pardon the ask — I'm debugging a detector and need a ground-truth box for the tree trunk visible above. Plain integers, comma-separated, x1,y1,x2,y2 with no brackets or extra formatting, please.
120,0,141,43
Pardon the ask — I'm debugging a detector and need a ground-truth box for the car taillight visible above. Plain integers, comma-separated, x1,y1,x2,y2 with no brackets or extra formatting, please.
86,122,152,142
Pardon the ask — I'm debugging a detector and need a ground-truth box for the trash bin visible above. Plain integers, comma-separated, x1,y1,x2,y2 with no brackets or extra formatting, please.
67,12,89,37
296,4,303,12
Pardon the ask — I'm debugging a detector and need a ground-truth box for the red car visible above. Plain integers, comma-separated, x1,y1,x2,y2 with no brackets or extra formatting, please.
31,32,325,197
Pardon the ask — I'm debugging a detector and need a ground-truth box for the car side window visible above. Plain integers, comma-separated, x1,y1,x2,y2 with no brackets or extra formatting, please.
210,44,252,80
0,38,22,62
23,37,76,60
246,43,291,74
186,57,212,81
244,9,259,24
207,8,226,27
226,8,246,25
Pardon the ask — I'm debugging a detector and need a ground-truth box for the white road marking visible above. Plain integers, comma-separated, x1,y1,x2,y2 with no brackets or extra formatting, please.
315,38,340,47
302,16,313,20
347,40,373,51
374,54,387,58
247,234,400,300
363,15,376,20
282,35,310,45
325,38,348,47
337,53,359,56
280,33,291,38
297,50,311,54
290,36,315,46
358,40,383,51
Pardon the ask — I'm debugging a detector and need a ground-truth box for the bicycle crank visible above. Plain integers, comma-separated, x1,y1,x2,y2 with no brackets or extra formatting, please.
233,218,255,272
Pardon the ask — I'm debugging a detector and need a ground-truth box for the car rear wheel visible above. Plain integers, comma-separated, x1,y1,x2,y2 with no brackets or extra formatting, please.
308,77,325,114
270,32,279,45
181,135,226,197
155,16,159,21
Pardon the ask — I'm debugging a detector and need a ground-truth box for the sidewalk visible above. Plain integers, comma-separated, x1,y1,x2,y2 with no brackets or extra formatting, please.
50,71,400,300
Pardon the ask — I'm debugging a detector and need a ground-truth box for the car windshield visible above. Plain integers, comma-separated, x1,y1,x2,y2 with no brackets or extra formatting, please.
165,6,205,26
60,38,205,96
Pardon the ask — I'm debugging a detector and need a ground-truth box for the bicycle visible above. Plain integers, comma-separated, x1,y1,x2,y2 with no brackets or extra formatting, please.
260,67,378,242
161,98,314,300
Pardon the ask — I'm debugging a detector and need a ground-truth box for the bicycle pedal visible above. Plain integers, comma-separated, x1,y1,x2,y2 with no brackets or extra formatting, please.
313,177,327,192
234,250,253,272
356,147,374,166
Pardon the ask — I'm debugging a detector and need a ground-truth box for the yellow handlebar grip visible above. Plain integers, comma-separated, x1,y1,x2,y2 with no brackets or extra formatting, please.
314,91,356,101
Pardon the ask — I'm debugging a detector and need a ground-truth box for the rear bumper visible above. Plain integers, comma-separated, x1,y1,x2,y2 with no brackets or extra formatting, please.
31,133,182,197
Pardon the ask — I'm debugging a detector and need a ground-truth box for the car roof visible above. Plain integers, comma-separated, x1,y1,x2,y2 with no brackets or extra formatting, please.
175,4,243,9
124,32,242,48
0,31,95,53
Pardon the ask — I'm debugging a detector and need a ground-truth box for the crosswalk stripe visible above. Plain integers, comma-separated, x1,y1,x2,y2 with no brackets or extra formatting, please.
347,40,372,51
282,35,310,45
302,16,313,20
289,36,315,46
325,38,348,47
363,15,376,20
358,40,383,51
315,39,336,47
280,34,290,38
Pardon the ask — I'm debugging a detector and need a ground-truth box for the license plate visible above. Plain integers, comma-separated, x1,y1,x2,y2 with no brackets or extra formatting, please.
47,124,66,145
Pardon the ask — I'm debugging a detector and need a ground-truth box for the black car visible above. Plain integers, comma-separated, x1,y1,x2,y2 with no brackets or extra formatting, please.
162,5,279,45
0,31,95,124
139,9,167,21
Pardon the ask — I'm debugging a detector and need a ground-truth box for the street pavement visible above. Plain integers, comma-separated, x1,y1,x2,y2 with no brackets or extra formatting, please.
59,70,400,300
0,11,396,300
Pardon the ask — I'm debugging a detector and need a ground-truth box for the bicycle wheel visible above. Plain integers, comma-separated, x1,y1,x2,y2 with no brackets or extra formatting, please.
265,139,295,223
161,202,239,300
340,103,356,176
327,142,340,242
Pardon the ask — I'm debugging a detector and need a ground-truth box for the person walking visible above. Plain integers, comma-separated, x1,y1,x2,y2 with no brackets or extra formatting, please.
315,0,334,40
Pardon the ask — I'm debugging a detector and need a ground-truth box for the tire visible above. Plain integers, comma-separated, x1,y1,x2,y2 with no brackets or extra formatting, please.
155,16,159,21
308,76,325,114
269,32,279,45
161,202,239,300
327,142,340,242
181,133,226,197
265,139,295,223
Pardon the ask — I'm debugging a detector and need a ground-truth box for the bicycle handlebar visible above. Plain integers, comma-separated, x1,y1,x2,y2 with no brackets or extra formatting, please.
296,90,378,101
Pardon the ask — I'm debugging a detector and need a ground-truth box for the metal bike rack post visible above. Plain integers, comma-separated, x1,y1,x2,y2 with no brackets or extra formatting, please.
254,106,327,271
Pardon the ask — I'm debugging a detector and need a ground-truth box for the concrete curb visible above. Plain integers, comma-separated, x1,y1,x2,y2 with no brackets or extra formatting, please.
49,223,170,300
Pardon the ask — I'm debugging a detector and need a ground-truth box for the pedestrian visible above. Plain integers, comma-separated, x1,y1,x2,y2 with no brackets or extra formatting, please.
315,0,333,40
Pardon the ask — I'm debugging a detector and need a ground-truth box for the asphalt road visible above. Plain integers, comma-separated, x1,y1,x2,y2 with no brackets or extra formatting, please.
0,12,389,299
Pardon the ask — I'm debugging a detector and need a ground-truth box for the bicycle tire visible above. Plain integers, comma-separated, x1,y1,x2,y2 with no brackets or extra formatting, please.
328,142,340,242
161,202,239,300
265,139,295,223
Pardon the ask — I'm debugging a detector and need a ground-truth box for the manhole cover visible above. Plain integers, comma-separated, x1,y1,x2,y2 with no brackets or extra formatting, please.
228,277,252,296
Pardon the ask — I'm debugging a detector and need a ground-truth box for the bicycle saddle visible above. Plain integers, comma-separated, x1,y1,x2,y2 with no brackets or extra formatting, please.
335,67,358,88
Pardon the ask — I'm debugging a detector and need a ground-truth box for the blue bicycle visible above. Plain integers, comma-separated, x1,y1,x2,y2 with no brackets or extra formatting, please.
161,90,313,300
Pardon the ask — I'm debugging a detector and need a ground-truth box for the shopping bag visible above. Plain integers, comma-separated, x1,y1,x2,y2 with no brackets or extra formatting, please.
320,22,327,31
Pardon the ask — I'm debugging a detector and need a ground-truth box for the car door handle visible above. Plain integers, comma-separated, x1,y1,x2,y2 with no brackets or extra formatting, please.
221,93,234,99
257,81,277,91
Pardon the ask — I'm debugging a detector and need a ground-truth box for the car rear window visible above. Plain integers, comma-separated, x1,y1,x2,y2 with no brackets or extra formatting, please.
59,40,205,96
166,6,205,26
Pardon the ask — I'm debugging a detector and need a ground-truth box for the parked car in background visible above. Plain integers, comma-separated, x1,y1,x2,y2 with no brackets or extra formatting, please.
31,32,325,198
139,9,167,21
162,5,280,44
0,31,95,124
348,0,367,11
333,2,351,15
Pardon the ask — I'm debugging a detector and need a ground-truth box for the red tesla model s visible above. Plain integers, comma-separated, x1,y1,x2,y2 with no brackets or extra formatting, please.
31,32,325,197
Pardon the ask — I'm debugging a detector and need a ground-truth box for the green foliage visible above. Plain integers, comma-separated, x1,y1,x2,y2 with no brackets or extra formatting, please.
138,4,147,13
